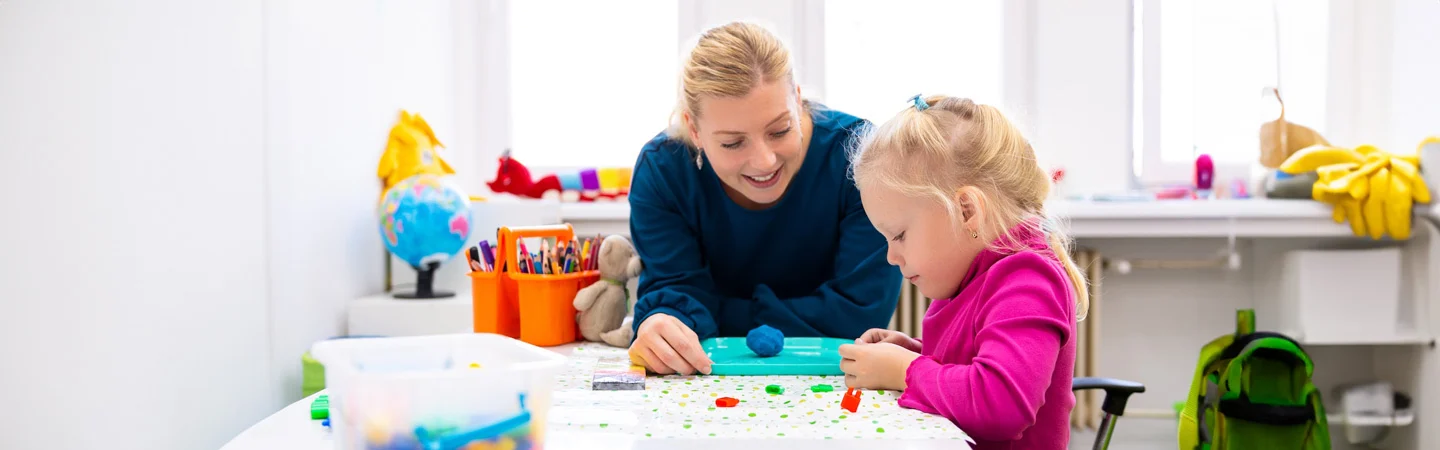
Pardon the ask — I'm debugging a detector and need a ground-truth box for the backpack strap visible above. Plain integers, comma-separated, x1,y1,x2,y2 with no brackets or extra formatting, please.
1218,392,1317,426
1217,332,1307,364
1216,335,1319,426
1196,378,1221,449
1221,334,1314,393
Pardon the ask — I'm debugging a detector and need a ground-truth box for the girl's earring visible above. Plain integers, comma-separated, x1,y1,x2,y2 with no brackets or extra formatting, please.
969,229,979,239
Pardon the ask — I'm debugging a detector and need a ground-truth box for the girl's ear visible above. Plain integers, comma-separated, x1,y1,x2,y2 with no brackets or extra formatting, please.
954,186,986,233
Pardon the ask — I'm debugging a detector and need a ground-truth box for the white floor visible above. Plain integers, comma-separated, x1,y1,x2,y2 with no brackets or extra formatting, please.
1069,418,1177,450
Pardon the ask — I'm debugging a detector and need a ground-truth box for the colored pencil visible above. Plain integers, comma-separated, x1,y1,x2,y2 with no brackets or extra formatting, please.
478,240,495,271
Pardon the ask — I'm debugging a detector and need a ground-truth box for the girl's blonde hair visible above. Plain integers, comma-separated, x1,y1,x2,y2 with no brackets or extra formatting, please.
666,22,798,149
850,96,1089,321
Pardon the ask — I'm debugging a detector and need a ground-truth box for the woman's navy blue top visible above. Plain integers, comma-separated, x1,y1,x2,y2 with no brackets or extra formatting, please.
627,104,901,340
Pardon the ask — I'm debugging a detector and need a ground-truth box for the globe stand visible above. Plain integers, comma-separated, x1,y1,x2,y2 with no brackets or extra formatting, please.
393,261,454,299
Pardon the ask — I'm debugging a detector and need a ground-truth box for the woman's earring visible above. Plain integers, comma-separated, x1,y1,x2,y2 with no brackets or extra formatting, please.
695,151,703,170
969,229,979,239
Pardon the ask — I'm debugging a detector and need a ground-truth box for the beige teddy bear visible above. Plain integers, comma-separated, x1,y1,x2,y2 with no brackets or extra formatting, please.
574,235,642,348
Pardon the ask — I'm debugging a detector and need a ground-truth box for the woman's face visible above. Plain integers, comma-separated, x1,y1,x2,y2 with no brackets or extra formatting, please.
687,81,805,208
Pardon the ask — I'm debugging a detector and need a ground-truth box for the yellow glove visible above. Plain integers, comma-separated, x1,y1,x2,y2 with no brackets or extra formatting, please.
1282,142,1432,240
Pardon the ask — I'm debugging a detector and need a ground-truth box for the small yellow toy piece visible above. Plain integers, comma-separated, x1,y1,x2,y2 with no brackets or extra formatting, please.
469,362,482,369
1281,139,1434,240
376,110,486,202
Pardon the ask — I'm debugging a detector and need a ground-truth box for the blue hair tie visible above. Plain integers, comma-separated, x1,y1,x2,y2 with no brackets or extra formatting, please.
911,94,930,112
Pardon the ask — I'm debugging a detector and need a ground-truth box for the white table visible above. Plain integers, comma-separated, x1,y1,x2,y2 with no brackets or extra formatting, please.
221,342,975,450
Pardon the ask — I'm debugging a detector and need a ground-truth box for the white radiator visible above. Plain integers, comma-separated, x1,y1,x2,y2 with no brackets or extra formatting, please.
886,248,1105,431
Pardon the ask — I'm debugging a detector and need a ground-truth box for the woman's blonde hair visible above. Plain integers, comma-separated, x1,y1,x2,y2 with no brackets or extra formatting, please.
850,96,1089,321
666,22,798,149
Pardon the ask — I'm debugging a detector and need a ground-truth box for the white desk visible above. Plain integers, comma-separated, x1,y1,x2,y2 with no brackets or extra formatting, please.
222,343,977,450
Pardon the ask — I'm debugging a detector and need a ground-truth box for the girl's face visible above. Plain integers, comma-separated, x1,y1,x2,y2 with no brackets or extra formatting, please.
860,182,988,300
687,81,807,209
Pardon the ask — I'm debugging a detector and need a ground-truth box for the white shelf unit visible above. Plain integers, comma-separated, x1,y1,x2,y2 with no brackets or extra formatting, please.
1330,410,1416,427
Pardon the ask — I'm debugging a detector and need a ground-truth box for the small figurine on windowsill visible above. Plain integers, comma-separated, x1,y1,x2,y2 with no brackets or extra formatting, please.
486,149,632,202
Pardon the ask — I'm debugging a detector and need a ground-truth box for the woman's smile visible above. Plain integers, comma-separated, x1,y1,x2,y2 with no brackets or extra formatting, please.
742,165,783,189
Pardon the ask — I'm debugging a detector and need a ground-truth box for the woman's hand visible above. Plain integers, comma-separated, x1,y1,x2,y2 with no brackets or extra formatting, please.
629,313,713,375
855,328,922,353
838,342,920,391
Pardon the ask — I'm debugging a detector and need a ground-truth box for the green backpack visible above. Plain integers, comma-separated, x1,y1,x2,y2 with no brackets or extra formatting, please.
1178,309,1331,450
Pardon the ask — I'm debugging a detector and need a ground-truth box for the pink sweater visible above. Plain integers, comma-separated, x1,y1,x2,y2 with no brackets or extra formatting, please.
897,227,1077,449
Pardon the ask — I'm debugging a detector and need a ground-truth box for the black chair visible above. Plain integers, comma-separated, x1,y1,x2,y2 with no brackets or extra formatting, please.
1073,377,1147,450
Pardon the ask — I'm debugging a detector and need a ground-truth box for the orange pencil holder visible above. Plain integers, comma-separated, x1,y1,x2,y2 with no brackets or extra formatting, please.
469,224,599,347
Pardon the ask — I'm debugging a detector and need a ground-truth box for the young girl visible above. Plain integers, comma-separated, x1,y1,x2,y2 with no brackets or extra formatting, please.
839,95,1089,449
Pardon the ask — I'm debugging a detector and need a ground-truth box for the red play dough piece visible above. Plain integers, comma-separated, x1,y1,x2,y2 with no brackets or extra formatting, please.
715,397,739,407
841,388,861,413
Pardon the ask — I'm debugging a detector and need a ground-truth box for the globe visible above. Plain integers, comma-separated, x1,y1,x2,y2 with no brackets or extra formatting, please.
379,173,473,298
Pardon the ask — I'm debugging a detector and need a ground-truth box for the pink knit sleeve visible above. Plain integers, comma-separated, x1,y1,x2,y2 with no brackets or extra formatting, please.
896,255,1072,441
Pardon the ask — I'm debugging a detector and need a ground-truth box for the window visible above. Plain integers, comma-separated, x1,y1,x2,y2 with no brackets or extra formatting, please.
509,1,679,168
1135,0,1330,183
498,1,1008,171
823,0,1005,125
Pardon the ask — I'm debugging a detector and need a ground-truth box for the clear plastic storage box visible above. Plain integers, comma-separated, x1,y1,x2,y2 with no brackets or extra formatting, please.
310,333,566,450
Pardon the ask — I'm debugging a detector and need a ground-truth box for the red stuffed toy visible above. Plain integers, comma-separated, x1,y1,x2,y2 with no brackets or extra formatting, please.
486,149,631,202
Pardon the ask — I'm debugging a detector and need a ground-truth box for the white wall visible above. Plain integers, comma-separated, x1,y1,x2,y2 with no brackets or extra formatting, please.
0,1,272,449
1385,0,1440,153
262,0,390,408
0,0,411,448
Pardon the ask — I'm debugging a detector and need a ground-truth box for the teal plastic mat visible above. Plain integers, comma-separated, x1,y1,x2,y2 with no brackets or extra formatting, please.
701,337,848,376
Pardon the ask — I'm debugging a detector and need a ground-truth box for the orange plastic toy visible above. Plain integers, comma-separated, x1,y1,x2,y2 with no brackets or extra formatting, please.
469,224,600,347
715,397,739,408
841,388,861,413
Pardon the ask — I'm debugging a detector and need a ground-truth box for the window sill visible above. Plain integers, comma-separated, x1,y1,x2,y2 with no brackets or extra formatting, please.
551,198,1400,239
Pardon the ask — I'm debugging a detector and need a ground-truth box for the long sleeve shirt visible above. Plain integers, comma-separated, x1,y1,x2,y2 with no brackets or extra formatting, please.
898,225,1078,449
627,103,902,340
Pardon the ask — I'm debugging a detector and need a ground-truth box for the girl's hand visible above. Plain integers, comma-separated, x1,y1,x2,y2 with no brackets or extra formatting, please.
838,342,920,391
629,313,713,375
855,328,922,353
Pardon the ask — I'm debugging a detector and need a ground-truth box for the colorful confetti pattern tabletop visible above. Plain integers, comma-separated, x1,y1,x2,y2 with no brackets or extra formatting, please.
547,343,973,444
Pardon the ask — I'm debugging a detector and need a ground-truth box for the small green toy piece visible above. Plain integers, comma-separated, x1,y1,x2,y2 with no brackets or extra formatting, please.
766,385,784,395
311,395,329,420
810,384,834,393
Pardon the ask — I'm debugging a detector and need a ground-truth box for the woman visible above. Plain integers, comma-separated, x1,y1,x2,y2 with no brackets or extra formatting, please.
627,22,902,375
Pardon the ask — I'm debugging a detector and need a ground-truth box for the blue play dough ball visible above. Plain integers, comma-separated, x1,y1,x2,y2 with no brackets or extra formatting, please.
746,325,785,357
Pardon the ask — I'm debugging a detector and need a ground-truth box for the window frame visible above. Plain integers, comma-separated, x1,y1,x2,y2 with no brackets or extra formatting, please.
1131,0,1357,187
471,0,1034,190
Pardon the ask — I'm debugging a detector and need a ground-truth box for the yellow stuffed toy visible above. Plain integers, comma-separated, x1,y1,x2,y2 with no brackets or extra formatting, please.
1279,138,1436,239
376,110,484,201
